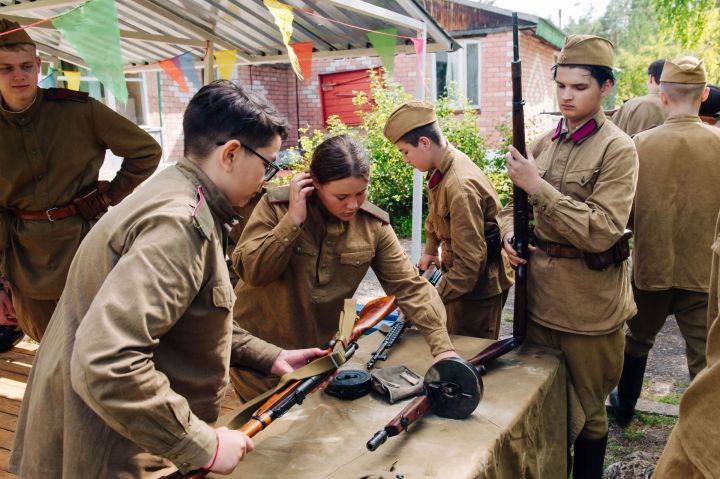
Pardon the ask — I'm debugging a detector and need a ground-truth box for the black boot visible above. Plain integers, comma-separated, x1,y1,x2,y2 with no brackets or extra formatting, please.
0,325,24,353
609,353,648,427
572,434,608,479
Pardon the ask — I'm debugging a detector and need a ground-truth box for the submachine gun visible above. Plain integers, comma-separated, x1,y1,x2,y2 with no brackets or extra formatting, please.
366,264,443,370
162,295,397,479
366,12,531,452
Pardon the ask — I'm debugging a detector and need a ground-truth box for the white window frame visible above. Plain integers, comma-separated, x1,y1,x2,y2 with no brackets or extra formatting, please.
430,38,482,109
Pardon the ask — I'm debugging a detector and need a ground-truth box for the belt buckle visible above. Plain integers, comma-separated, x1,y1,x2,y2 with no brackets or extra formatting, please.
46,207,58,222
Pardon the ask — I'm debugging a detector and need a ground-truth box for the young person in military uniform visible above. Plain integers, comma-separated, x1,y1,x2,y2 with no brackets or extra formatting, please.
10,80,328,478
610,56,720,427
612,59,667,136
231,134,458,402
383,101,513,340
501,35,638,478
652,209,720,478
0,19,162,348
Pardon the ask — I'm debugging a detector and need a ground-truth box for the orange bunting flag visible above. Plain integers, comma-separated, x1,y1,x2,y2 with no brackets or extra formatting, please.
159,57,189,93
290,42,313,82
63,70,81,91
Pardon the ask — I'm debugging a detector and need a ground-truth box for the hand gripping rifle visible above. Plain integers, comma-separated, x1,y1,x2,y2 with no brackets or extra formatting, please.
366,13,531,452
367,264,443,370
163,295,397,479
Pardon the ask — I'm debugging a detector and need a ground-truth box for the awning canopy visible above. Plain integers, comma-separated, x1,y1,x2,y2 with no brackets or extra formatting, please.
1,0,459,71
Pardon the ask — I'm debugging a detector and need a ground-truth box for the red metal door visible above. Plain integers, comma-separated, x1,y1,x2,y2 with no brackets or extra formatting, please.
320,68,380,126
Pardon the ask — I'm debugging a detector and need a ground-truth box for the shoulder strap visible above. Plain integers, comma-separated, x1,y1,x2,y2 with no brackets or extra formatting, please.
359,201,390,225
45,88,90,103
266,185,291,204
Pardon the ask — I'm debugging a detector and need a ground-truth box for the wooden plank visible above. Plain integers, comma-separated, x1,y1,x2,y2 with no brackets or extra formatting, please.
0,398,21,417
0,429,13,451
0,413,16,434
0,447,17,478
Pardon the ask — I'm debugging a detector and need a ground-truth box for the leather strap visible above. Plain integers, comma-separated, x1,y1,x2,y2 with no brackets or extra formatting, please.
10,204,78,222
536,239,584,259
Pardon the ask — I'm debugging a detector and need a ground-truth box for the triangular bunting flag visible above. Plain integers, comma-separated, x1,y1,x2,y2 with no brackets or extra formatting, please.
411,37,428,92
178,52,201,91
39,65,57,88
215,49,237,80
263,0,304,81
63,70,81,91
159,57,188,93
290,42,313,82
52,0,128,103
367,28,397,78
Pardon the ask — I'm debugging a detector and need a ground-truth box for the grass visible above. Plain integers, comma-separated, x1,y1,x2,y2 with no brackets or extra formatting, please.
656,392,682,405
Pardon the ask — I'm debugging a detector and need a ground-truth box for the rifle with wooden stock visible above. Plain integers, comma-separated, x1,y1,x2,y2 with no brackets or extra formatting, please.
366,264,443,370
163,295,397,479
366,13,531,452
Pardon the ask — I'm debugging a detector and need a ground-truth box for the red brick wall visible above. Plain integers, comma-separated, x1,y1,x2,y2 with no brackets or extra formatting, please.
146,31,557,162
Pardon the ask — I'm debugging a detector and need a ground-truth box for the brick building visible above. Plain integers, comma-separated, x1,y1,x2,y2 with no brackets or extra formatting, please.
136,1,563,163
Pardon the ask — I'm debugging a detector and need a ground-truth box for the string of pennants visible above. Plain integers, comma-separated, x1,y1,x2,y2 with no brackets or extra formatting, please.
1,0,427,99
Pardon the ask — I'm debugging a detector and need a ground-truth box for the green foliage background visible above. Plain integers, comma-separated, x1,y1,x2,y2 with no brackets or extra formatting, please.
278,72,512,237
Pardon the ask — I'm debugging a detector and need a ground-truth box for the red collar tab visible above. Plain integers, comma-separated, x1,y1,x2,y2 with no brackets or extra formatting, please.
427,169,443,190
570,118,599,143
551,119,564,141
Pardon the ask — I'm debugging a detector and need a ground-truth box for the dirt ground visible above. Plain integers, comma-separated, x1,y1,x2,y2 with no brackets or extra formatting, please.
354,239,686,478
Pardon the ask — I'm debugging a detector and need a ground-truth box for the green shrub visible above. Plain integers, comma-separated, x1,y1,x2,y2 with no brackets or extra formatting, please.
285,71,512,234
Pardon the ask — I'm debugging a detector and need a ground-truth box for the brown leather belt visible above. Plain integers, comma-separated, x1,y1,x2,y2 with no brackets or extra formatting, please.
536,239,584,259
9,204,79,222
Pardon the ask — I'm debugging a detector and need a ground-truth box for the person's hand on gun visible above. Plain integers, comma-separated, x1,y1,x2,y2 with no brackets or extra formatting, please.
204,427,255,475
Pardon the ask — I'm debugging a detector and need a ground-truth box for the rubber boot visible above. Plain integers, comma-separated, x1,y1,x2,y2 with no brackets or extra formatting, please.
572,434,608,479
0,325,24,352
609,353,648,427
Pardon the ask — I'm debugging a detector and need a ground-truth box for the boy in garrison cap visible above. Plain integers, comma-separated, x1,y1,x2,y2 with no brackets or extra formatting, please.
384,101,513,339
0,19,161,348
653,208,720,478
501,35,638,478
612,59,667,135
610,57,720,427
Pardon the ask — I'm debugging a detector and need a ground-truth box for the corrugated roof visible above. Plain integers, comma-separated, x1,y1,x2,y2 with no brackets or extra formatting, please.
0,0,459,70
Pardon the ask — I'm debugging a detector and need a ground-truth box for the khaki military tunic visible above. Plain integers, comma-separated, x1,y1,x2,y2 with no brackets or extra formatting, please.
0,87,161,339
499,111,638,439
424,144,514,338
499,111,638,335
625,114,720,375
10,158,281,478
654,211,720,478
232,186,452,400
611,93,667,136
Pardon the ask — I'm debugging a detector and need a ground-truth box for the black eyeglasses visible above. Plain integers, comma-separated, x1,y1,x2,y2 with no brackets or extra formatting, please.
216,140,280,181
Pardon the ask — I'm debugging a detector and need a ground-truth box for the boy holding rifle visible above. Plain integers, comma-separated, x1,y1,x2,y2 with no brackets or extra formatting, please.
501,35,638,478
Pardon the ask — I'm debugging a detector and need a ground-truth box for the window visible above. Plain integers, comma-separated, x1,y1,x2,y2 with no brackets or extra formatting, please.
432,40,481,108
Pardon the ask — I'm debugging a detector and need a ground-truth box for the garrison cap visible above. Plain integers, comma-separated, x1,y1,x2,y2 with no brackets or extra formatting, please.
660,56,707,84
557,34,614,69
699,84,720,118
0,18,35,48
383,100,437,144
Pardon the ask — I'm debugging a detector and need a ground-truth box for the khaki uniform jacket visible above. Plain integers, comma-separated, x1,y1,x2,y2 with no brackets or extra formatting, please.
499,111,638,334
612,93,667,136
0,88,161,299
424,144,514,301
233,186,453,356
672,211,720,477
632,114,720,292
10,158,281,478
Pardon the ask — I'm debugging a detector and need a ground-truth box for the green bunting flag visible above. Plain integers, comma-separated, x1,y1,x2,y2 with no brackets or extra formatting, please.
52,0,128,103
367,28,397,78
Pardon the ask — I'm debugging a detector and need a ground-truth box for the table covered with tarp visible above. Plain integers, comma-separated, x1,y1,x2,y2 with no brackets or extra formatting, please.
215,330,567,479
